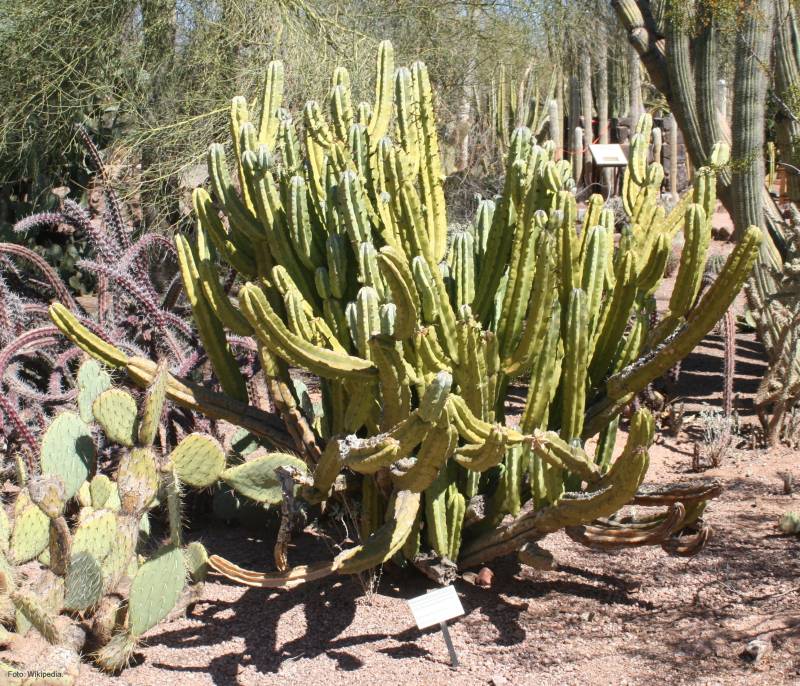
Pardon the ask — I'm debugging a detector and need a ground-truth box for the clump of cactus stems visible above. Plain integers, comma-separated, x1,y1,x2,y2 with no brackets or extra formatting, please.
481,64,555,151
50,41,760,589
0,358,292,674
745,205,800,445
0,127,244,463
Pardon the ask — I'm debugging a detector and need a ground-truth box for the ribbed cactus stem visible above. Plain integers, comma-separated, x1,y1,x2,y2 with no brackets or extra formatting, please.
731,0,774,237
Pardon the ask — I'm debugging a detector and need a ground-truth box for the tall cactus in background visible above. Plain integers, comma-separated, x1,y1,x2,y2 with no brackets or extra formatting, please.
50,42,760,590
613,0,783,257
486,64,554,150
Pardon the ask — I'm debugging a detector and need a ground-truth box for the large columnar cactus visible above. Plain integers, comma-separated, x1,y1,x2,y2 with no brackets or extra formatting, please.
0,358,288,676
51,42,760,590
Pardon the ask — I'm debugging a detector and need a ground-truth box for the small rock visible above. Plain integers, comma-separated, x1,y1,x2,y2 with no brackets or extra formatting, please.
490,676,509,686
476,567,494,588
580,611,594,622
461,571,478,585
741,638,771,664
518,542,556,570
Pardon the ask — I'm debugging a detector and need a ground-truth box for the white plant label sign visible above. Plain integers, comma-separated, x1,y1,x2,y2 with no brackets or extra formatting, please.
407,585,465,630
589,143,628,167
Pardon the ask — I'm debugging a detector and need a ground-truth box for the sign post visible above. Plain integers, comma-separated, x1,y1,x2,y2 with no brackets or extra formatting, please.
407,585,465,668
588,143,628,197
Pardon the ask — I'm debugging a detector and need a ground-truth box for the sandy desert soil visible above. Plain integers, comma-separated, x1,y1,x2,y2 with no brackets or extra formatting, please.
43,208,800,685
78,343,799,686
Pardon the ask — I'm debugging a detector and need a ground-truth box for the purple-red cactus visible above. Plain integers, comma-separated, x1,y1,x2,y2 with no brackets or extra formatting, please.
0,128,211,457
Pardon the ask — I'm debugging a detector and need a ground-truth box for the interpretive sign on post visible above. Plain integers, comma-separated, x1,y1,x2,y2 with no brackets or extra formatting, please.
407,585,465,667
589,143,628,167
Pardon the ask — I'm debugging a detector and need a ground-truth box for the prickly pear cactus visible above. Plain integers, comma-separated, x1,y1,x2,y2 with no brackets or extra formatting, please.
50,42,760,592
0,360,224,674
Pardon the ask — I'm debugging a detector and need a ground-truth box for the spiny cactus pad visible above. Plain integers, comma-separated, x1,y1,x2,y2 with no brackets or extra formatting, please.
128,545,185,637
9,490,50,564
93,389,138,447
169,433,227,488
138,362,168,447
89,474,114,509
77,359,113,423
40,411,96,499
221,454,308,504
116,448,159,514
184,541,210,582
64,551,104,611
70,508,117,568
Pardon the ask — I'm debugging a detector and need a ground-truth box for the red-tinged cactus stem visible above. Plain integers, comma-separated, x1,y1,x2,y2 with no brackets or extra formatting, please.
76,124,130,251
0,392,38,459
118,234,176,273
0,243,79,311
12,212,65,235
0,327,63,383
61,199,120,263
78,259,184,362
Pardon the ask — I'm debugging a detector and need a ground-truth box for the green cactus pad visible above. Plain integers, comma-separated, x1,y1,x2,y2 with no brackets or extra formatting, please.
9,490,50,564
138,362,169,447
76,481,92,508
117,448,159,514
37,547,51,567
64,551,104,611
71,508,117,565
229,428,261,457
40,411,96,499
93,388,138,447
184,542,210,582
128,545,186,637
89,474,113,508
12,590,61,644
77,359,112,423
169,433,227,488
102,515,139,588
221,453,308,504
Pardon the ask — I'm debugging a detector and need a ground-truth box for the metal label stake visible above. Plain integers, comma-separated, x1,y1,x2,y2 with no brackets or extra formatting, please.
439,620,459,667
407,585,465,669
